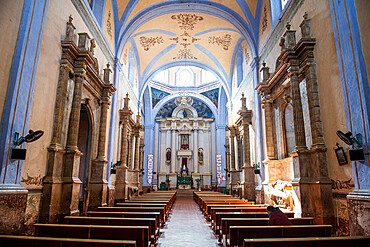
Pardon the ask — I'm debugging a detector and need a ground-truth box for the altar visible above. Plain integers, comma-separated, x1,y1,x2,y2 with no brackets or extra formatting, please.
178,176,192,189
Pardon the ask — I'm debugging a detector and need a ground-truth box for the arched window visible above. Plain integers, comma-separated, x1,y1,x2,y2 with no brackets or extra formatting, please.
176,67,194,86
283,103,295,156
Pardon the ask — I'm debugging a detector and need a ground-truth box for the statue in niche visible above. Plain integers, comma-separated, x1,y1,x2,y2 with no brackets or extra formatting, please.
183,109,187,118
166,148,171,163
198,148,203,163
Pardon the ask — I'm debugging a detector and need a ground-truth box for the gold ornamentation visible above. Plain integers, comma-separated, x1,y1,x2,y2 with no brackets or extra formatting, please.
173,49,198,60
208,34,232,50
171,13,204,30
139,36,164,51
175,93,193,106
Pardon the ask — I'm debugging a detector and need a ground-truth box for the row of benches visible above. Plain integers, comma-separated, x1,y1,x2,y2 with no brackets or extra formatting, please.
0,190,177,247
194,191,370,247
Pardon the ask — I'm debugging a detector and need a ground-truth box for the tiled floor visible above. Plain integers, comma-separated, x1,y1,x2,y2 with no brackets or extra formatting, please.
157,190,219,247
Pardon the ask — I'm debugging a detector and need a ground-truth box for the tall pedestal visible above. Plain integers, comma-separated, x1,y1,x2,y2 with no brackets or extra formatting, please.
61,149,82,216
347,191,370,236
0,185,28,234
87,159,108,210
114,166,128,203
40,147,65,223
242,166,256,201
168,173,177,190
291,149,334,225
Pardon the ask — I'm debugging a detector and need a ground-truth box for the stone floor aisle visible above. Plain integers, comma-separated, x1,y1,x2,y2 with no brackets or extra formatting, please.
157,190,219,247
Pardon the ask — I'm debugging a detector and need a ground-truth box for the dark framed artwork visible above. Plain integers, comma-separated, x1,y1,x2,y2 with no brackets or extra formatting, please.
334,145,348,165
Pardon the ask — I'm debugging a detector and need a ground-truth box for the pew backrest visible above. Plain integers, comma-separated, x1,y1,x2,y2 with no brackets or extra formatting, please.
229,225,332,247
243,236,370,247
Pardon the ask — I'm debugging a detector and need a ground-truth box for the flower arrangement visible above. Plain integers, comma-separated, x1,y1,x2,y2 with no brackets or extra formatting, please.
237,181,241,185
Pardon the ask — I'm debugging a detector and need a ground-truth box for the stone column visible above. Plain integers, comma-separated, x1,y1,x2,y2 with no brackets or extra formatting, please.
50,64,72,147
61,68,84,216
133,121,141,171
89,64,115,210
238,93,255,200
127,133,134,169
228,126,236,171
170,129,176,173
193,129,199,173
224,142,230,171
115,94,132,203
284,24,307,151
262,96,276,159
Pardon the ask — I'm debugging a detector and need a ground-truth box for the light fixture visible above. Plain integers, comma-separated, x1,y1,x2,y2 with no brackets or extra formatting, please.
14,130,44,146
336,130,362,147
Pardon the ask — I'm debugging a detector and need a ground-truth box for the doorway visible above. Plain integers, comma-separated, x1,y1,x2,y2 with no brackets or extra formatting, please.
77,105,92,215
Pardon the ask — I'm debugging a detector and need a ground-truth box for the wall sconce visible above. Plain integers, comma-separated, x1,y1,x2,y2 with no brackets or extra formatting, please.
336,130,368,161
11,130,44,160
110,160,122,174
14,130,44,146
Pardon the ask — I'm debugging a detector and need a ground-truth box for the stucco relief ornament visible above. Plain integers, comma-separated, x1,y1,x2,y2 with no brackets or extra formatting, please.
261,4,268,33
171,13,204,30
139,36,164,51
208,34,232,50
173,49,198,60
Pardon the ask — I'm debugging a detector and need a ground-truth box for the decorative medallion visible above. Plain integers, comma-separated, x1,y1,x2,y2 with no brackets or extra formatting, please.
171,13,204,30
173,49,198,60
170,31,200,49
208,34,232,50
139,36,164,51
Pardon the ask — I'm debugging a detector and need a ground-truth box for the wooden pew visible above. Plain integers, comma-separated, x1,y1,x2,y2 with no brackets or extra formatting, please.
221,217,314,244
0,235,137,247
65,216,158,242
206,204,264,219
116,203,169,217
243,236,370,247
210,206,268,224
34,223,149,247
87,211,161,232
229,225,332,247
98,206,165,224
215,212,295,232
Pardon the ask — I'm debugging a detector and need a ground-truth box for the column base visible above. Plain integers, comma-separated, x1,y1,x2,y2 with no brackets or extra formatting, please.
347,190,370,236
0,185,28,234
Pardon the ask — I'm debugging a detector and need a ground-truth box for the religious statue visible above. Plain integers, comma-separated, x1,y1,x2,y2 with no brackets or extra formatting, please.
183,109,187,118
198,148,203,163
166,148,171,162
